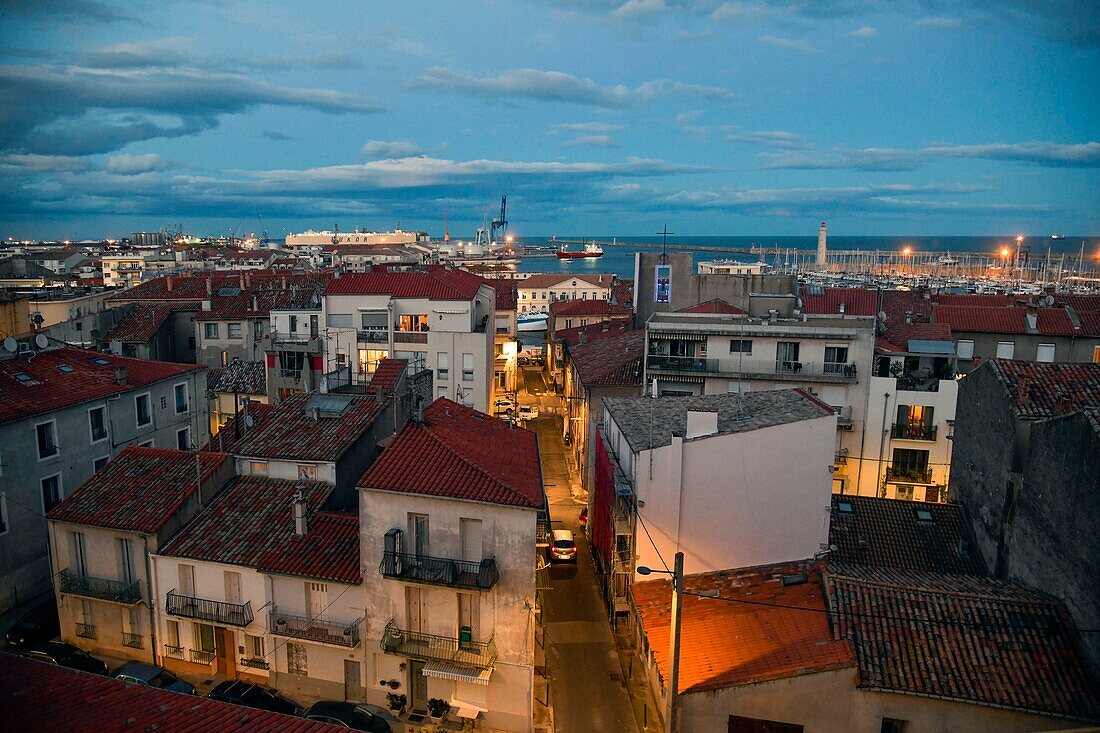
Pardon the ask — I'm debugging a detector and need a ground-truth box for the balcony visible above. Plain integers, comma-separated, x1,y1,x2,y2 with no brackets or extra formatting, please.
380,621,497,672
122,632,143,649
240,657,270,671
269,607,361,648
60,569,142,605
189,649,216,665
646,355,858,383
166,589,254,627
885,465,934,484
393,330,429,344
379,551,500,591
75,623,96,639
164,644,185,660
891,423,938,441
834,450,848,465
271,332,323,352
357,329,389,344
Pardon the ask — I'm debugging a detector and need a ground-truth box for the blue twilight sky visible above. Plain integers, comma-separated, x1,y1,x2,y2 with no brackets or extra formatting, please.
0,0,1097,240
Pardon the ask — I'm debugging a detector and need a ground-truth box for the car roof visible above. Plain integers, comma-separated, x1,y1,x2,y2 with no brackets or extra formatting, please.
115,661,158,677
551,529,574,541
308,701,355,714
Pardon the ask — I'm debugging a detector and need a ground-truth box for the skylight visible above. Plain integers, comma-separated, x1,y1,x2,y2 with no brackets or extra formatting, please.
915,508,934,523
13,372,33,382
57,364,75,373
837,501,854,513
91,357,110,366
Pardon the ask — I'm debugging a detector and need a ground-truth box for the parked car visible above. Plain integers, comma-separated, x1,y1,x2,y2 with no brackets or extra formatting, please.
305,701,395,731
207,680,304,716
4,599,59,648
579,507,588,529
114,661,196,695
550,529,578,562
492,397,516,416
518,404,539,421
18,641,108,675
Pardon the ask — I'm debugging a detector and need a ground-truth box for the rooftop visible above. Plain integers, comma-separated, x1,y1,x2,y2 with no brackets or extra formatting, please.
647,311,873,333
603,389,835,453
827,494,986,575
632,561,855,694
109,272,332,303
160,477,360,584
229,392,385,462
987,359,1100,420
933,304,1078,335
555,319,632,348
208,361,267,396
518,273,615,290
490,278,518,311
193,285,324,321
800,286,880,317
826,566,1100,721
102,302,175,344
569,330,645,388
205,402,276,453
0,654,345,733
366,357,407,393
359,398,544,509
678,298,746,314
325,265,487,300
0,346,205,425
47,447,229,534
549,298,631,317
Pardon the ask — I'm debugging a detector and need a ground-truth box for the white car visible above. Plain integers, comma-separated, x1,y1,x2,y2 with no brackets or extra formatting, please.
492,398,516,416
550,529,577,562
518,405,539,421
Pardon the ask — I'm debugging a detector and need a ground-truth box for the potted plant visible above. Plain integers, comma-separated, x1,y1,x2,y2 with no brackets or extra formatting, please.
386,692,406,714
427,698,450,723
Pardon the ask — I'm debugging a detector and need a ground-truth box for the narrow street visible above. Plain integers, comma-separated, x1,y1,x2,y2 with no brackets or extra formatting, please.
523,367,639,733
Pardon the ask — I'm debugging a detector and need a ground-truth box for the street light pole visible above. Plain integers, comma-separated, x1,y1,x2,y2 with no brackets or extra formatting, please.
666,551,684,733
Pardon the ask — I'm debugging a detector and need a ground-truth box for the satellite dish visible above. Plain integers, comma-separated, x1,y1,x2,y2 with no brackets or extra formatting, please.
2,337,17,353
244,414,255,429
1041,294,1055,307
877,311,888,322
34,334,49,349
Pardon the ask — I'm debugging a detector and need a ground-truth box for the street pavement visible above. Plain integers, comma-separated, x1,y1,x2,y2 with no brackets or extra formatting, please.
528,412,639,733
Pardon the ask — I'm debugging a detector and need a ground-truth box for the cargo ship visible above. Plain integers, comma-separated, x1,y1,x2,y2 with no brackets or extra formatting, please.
556,242,604,259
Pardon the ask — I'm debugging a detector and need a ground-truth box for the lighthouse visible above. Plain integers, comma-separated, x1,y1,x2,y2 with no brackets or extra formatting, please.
816,221,827,266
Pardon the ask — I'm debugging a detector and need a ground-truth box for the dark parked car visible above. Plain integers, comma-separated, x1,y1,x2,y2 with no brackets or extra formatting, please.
18,641,109,675
114,661,197,694
207,680,304,716
5,599,59,648
305,701,395,731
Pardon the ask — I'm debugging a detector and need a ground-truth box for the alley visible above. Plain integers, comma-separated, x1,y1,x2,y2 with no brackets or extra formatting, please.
529,412,639,733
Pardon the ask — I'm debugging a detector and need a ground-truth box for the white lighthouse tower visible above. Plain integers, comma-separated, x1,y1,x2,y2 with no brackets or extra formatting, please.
816,221,827,267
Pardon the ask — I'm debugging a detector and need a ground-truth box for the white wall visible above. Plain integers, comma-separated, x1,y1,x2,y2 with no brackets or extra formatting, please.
234,457,336,485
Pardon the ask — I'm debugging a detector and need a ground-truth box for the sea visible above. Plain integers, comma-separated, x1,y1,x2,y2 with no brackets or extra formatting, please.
511,235,1099,279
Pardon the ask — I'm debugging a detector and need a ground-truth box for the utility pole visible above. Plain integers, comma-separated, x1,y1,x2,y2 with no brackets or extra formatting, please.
666,551,684,733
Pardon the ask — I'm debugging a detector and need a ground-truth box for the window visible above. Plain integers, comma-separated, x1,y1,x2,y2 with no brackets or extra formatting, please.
89,407,107,443
297,465,317,480
0,493,7,535
729,339,753,354
204,323,219,339
957,339,975,359
286,642,307,675
139,440,154,448
250,461,269,475
399,314,428,332
1036,343,1056,362
880,719,908,733
462,353,474,381
776,341,800,371
227,322,243,339
176,428,190,451
179,564,195,596
42,475,62,512
327,313,352,329
166,619,180,648
135,394,151,426
68,530,87,575
824,345,849,374
174,383,188,413
36,421,58,459
727,714,804,733
996,341,1015,359
289,315,298,333
224,571,242,605
437,352,449,380
247,634,264,659
195,623,215,653
458,592,480,642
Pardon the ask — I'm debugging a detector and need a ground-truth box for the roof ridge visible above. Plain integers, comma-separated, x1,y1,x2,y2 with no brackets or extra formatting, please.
421,423,531,506
828,571,1058,606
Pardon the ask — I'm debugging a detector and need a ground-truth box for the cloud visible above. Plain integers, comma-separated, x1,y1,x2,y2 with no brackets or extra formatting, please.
0,0,136,24
105,153,173,175
913,16,962,29
77,39,365,72
759,35,815,52
0,64,382,155
762,142,1100,170
262,130,293,141
360,140,432,160
923,141,1100,167
762,147,922,171
550,121,626,134
0,153,89,173
726,130,810,150
848,25,876,37
612,0,669,21
561,134,617,148
412,67,731,108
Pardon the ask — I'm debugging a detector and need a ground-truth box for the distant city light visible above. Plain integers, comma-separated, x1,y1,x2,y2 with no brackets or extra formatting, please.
505,234,515,243
1000,247,1011,257
1016,235,1024,243
902,246,912,255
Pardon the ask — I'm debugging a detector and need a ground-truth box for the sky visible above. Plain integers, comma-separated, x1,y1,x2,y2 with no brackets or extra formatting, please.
0,0,1097,240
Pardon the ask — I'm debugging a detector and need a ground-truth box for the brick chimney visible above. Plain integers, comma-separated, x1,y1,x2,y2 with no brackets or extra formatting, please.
1018,378,1029,403
166,276,173,292
205,277,213,295
114,367,127,385
292,486,307,535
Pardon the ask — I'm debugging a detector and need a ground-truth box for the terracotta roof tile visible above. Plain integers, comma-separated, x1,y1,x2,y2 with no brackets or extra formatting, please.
161,476,360,584
359,398,543,509
800,286,879,316
229,392,385,462
325,266,486,299
934,294,1017,308
366,358,406,393
633,561,855,694
827,495,986,575
549,298,631,317
109,271,332,303
0,347,204,425
192,282,325,321
205,402,276,453
0,654,344,733
826,567,1100,721
207,361,267,395
569,330,645,387
555,319,632,347
491,279,518,311
518,273,615,290
102,302,174,344
678,298,746,314
47,447,229,534
987,359,1100,420
611,278,634,307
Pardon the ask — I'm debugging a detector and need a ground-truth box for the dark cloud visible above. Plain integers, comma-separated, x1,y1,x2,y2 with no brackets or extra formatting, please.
761,142,1100,170
0,0,136,24
262,130,293,141
726,130,811,150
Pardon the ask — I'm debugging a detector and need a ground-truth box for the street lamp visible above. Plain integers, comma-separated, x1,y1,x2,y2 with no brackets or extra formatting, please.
637,551,684,733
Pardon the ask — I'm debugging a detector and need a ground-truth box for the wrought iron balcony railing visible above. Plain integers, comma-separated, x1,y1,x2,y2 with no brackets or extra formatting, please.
240,657,270,670
891,423,938,441
122,632,143,649
357,329,390,344
189,648,216,665
646,355,858,381
269,607,361,648
75,623,95,639
379,551,499,591
164,644,185,660
380,621,497,672
885,465,934,484
60,568,141,605
166,589,253,627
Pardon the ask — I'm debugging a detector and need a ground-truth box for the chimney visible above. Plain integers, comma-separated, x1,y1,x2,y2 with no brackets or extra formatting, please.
252,294,259,311
1018,378,1029,403
115,366,127,385
245,272,251,288
309,406,320,422
1054,394,1074,416
239,274,245,288
685,409,719,439
166,276,173,292
413,397,425,424
578,330,588,345
838,303,845,315
905,310,914,325
292,486,307,536
281,275,287,289
205,277,212,295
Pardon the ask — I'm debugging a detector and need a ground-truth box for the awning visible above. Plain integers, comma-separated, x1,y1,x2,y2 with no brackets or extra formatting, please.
650,332,706,341
450,698,488,720
421,660,493,685
907,339,955,355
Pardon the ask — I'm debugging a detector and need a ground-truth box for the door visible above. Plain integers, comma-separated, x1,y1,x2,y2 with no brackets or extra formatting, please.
214,627,235,677
776,341,800,372
405,587,425,633
310,315,319,338
460,518,483,564
409,660,428,711
179,564,195,597
343,659,362,702
307,582,327,621
408,514,429,557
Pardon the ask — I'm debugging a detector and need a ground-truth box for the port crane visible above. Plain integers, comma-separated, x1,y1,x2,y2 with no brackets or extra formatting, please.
490,195,508,240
